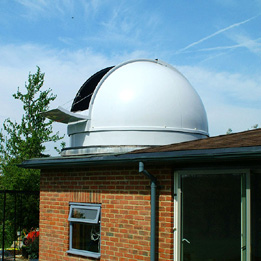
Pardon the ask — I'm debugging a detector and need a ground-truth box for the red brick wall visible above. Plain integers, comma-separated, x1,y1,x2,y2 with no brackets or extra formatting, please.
40,165,174,261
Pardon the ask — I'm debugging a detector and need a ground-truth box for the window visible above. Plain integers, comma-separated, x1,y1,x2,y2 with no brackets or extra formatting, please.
67,203,101,259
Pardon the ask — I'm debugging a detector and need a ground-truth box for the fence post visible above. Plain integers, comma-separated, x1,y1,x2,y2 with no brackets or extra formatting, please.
2,191,6,261
14,193,16,260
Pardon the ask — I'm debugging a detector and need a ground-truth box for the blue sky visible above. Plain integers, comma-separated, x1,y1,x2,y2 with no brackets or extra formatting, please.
0,0,261,154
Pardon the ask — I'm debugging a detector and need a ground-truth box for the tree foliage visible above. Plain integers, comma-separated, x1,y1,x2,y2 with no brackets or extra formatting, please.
226,124,259,135
0,67,64,190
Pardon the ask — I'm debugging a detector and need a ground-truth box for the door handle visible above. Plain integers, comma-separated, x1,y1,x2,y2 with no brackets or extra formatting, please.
182,238,191,244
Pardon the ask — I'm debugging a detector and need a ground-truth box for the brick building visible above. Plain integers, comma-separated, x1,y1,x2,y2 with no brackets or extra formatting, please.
20,59,261,260
22,128,261,260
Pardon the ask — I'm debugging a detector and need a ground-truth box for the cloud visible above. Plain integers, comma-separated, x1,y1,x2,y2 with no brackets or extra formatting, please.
10,0,162,57
0,44,111,112
177,65,261,135
0,43,112,153
16,0,92,20
180,44,244,53
1,42,261,154
0,43,150,114
179,65,261,104
176,15,260,54
86,2,162,51
17,0,47,12
208,104,261,135
189,35,261,57
0,43,150,154
229,34,261,56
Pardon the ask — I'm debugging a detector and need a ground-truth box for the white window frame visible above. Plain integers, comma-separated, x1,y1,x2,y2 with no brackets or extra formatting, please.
67,203,101,259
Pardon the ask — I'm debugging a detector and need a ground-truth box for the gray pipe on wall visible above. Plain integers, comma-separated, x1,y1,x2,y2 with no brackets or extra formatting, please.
139,162,157,261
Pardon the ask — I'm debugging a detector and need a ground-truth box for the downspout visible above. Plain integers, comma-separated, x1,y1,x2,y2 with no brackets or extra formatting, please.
139,162,157,261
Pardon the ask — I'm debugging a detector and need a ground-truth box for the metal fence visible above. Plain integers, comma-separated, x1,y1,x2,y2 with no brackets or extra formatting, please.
0,190,39,260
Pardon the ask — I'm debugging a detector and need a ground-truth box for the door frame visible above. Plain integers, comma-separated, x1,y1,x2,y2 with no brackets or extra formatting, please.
173,169,251,261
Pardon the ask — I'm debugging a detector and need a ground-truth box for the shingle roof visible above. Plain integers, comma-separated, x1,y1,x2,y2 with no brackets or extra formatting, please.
20,128,261,169
131,128,261,154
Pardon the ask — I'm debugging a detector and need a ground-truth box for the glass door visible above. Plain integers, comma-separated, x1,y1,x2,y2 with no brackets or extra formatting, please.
251,172,261,260
180,173,245,261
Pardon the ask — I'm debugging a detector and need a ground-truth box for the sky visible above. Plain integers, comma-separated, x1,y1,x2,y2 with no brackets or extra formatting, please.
0,0,261,155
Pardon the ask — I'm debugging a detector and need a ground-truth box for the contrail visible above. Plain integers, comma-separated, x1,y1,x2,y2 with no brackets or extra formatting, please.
176,14,260,54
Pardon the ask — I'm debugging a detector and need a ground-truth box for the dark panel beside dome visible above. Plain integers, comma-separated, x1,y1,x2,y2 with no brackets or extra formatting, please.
71,66,114,112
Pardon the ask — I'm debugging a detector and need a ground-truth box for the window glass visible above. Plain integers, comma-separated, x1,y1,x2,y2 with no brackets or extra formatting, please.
71,208,98,220
72,223,100,253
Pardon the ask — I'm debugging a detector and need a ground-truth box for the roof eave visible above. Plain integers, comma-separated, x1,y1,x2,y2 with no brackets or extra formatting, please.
19,146,261,169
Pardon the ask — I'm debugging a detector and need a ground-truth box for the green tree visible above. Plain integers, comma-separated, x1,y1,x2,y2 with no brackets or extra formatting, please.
226,124,259,135
0,67,64,249
226,128,233,135
0,66,64,190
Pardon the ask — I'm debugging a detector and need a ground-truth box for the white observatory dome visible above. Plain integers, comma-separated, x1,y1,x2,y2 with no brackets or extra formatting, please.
45,59,209,155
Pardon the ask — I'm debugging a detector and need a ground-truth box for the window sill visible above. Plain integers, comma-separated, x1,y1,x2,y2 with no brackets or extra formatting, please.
67,249,101,259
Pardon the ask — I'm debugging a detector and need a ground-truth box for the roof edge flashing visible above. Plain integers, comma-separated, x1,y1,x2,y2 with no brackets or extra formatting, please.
19,146,261,169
